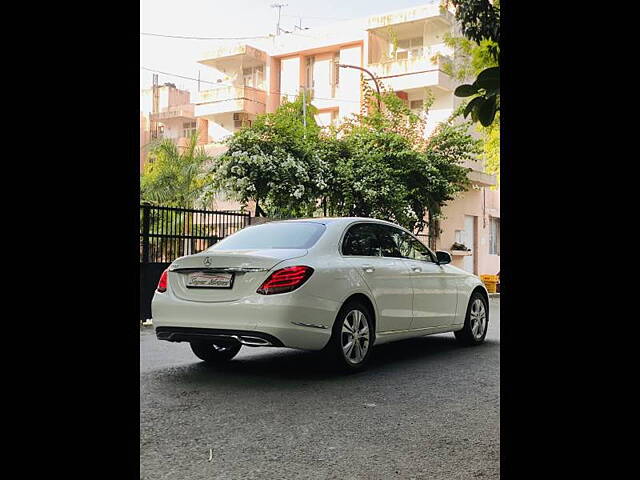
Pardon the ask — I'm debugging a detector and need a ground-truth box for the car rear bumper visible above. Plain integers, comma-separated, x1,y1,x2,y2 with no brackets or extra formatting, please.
151,290,338,350
155,326,285,347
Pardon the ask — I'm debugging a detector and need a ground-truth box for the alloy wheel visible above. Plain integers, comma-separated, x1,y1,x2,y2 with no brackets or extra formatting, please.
470,298,487,340
341,309,370,364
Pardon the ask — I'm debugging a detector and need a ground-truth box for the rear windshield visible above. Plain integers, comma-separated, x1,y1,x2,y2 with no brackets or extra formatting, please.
208,222,326,250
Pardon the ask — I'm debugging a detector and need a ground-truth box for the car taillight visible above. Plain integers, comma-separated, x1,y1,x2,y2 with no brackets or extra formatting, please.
157,269,168,293
257,266,314,295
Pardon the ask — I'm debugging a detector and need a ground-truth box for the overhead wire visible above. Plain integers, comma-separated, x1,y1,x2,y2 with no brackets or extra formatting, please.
141,67,362,104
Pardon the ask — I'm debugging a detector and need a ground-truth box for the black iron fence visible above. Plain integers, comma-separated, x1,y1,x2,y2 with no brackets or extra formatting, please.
140,204,251,319
140,204,251,263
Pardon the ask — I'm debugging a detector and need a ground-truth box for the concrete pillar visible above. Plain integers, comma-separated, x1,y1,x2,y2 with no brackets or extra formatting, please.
266,57,281,113
197,118,209,145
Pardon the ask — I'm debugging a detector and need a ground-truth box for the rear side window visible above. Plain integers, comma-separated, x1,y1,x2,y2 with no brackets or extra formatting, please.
379,225,435,262
209,222,326,250
399,231,435,262
342,223,381,256
377,225,404,258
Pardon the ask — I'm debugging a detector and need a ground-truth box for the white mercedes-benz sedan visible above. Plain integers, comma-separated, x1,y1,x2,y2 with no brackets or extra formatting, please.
152,217,489,371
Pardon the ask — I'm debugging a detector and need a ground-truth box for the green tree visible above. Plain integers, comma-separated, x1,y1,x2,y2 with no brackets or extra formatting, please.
437,35,498,82
140,133,212,208
436,27,500,185
443,0,500,126
330,83,479,235
436,28,500,185
482,113,499,186
214,82,480,238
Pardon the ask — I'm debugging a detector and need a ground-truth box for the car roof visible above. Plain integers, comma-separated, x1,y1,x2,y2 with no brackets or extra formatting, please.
275,217,398,226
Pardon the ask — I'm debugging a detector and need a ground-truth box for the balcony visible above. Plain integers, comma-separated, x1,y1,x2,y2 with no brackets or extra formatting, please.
149,104,195,122
194,85,266,117
460,157,497,187
199,44,267,67
367,46,455,92
366,4,454,30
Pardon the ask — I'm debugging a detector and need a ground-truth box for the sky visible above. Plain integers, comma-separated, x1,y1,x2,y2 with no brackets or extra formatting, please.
140,0,438,99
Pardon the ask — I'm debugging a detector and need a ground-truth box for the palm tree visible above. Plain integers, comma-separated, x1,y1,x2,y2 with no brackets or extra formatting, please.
141,133,217,258
141,132,212,208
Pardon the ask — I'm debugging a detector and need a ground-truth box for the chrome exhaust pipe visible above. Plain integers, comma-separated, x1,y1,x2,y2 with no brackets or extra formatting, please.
231,335,273,347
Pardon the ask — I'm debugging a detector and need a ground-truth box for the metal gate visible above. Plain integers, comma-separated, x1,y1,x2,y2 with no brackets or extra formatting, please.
139,204,251,320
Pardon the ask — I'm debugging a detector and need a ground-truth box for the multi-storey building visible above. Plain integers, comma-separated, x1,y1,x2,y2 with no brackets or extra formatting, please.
140,83,209,172
189,3,499,275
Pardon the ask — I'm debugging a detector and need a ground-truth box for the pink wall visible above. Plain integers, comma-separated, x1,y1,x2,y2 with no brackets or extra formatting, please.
436,187,500,276
266,57,281,113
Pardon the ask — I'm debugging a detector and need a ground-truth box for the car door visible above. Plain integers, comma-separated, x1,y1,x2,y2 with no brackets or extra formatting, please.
383,226,458,330
341,222,413,333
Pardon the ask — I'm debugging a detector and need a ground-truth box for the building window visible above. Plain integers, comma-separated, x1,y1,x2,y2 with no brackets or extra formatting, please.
306,56,315,89
391,37,424,61
489,217,500,255
183,121,196,138
242,65,264,89
255,65,264,88
243,67,253,87
410,99,423,112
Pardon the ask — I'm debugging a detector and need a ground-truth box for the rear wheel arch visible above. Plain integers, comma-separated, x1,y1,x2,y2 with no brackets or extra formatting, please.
341,293,376,335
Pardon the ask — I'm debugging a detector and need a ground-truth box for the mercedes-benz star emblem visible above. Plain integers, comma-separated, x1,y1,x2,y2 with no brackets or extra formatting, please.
203,257,212,267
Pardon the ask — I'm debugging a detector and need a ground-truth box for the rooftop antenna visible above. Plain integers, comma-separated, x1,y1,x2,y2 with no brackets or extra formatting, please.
270,3,288,36
293,16,307,31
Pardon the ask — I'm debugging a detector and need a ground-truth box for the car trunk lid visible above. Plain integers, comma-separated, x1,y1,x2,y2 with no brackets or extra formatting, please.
168,249,307,302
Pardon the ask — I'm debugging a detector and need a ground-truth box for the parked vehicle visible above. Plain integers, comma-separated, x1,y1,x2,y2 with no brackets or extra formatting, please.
152,217,489,371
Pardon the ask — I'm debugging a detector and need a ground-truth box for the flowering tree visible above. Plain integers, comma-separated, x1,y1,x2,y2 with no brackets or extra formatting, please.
212,94,329,217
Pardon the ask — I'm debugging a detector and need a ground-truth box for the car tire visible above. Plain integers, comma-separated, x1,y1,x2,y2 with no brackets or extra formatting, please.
324,299,375,373
190,341,242,363
454,291,489,346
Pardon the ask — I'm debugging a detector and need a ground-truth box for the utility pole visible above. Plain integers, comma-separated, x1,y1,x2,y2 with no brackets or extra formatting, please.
270,3,288,36
151,73,159,140
337,64,382,111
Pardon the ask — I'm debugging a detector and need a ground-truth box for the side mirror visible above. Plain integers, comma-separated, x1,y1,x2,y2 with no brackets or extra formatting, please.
436,250,452,265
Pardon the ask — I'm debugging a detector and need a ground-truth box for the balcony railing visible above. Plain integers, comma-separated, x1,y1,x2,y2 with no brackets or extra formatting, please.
195,85,266,105
194,85,267,117
149,104,195,122
368,44,453,78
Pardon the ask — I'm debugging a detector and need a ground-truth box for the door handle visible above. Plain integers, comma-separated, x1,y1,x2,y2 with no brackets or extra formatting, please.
412,266,422,273
361,265,375,273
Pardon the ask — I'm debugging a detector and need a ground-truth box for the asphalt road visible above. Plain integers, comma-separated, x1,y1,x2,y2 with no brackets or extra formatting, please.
140,299,499,480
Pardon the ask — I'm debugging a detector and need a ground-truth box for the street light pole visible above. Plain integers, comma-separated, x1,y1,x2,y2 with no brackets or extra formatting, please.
337,63,382,111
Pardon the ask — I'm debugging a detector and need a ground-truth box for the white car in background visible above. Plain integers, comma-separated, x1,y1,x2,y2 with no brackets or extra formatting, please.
152,218,489,371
